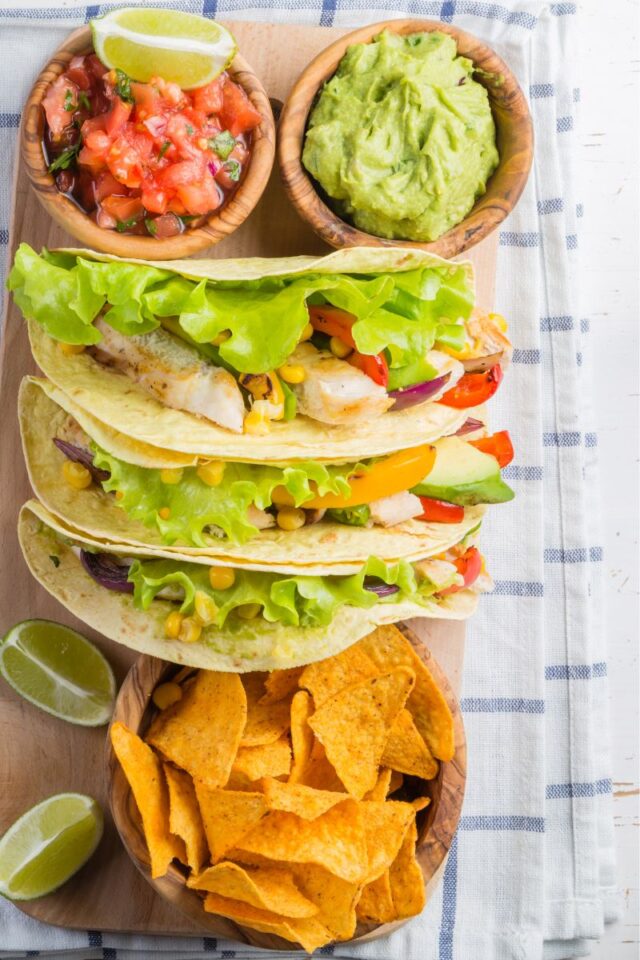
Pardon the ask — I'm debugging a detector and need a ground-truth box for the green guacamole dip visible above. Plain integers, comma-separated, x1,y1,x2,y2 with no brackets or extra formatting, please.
302,30,500,242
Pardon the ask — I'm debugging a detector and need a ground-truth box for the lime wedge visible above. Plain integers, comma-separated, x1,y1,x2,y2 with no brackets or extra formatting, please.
0,793,103,900
0,620,115,727
91,8,237,89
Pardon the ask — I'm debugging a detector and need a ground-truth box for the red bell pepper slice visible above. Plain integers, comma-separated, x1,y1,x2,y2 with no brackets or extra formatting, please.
440,546,483,595
469,430,514,468
348,350,389,387
438,365,503,409
307,304,389,387
417,497,465,524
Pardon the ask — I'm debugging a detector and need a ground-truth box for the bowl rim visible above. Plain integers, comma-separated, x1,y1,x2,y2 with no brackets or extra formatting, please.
278,17,534,258
105,624,467,950
20,24,275,260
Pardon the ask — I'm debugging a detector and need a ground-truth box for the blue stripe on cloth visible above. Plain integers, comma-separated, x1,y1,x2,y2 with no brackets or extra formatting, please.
546,779,612,800
576,351,583,366
203,939,218,951
577,202,584,217
459,815,545,832
320,0,337,26
103,949,116,960
544,547,603,563
541,315,573,331
461,697,545,714
438,833,458,960
545,661,607,680
530,83,554,98
512,348,541,364
0,229,8,246
203,0,218,15
0,113,20,128
221,951,237,958
434,3,537,28
580,317,590,332
500,230,540,247
537,197,564,214
492,580,544,597
84,5,100,20
585,432,598,447
550,2,577,14
440,0,455,22
557,115,574,132
573,87,581,102
566,233,578,249
502,464,543,481
543,431,580,446
319,947,335,956
87,932,102,947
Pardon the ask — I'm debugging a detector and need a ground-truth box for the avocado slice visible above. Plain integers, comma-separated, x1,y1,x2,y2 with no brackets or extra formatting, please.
412,435,514,506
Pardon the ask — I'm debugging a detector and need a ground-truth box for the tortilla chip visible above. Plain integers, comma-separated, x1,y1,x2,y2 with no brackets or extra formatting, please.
388,770,404,795
381,709,439,780
261,777,346,820
203,893,332,953
260,668,304,705
290,863,360,941
358,625,455,762
288,690,315,785
364,768,392,801
241,674,291,747
229,737,292,787
356,871,396,924
296,739,346,793
188,861,318,918
163,764,209,873
194,785,266,862
146,671,246,786
412,797,431,813
389,820,425,919
308,668,414,799
299,644,377,706
234,800,367,884
110,722,184,878
361,800,416,882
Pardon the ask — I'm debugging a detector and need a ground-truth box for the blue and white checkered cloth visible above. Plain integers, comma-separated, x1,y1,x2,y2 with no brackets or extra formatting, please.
0,2,621,958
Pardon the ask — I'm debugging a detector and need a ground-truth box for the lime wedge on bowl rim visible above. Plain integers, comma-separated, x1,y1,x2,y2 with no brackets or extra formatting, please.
0,620,115,727
91,7,238,89
0,793,103,900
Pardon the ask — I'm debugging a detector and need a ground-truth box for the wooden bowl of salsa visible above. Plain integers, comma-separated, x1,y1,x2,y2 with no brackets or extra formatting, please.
21,25,275,259
279,19,533,258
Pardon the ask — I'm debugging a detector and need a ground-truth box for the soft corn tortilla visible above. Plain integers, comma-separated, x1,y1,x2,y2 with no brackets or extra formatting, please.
20,378,484,575
28,246,472,462
19,501,478,672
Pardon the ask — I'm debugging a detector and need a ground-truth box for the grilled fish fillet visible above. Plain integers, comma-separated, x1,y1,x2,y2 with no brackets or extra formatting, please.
91,318,246,433
290,342,393,425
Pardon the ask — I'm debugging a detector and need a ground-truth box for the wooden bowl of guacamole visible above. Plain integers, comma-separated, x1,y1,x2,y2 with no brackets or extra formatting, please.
279,19,533,257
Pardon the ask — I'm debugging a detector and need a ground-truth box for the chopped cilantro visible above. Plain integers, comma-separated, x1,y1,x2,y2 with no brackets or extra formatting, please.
209,130,235,160
47,141,81,173
78,91,91,111
224,159,241,182
185,123,195,135
114,69,134,104
145,218,158,237
158,140,171,160
63,89,75,112
48,554,61,568
116,217,139,233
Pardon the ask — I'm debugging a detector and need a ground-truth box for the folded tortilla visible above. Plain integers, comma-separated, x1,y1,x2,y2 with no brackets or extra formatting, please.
19,500,478,672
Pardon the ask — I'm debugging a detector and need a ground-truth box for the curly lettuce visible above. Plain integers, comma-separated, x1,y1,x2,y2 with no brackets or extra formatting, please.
127,554,458,629
9,244,473,391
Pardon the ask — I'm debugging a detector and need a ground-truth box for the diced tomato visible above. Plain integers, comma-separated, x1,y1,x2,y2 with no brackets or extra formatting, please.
100,194,145,222
192,78,225,116
220,78,262,136
93,170,126,203
417,497,465,524
469,430,514,468
77,145,107,174
157,157,206,190
348,350,389,388
140,179,169,214
66,56,92,90
80,114,107,138
42,75,78,139
150,213,183,238
106,137,144,188
84,129,111,156
95,206,118,230
130,81,164,118
86,54,108,82
439,546,483,595
438,365,504,409
104,98,132,137
176,177,221,215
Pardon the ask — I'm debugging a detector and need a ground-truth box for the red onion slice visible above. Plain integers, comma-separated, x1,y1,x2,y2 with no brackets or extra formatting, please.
53,438,110,484
388,373,450,411
80,550,134,593
364,579,400,598
454,417,485,436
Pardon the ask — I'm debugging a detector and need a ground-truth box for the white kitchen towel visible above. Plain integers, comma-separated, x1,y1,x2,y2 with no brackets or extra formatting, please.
0,2,620,959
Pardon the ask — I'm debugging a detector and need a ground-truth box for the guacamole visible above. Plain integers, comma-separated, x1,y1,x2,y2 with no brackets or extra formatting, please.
302,30,500,242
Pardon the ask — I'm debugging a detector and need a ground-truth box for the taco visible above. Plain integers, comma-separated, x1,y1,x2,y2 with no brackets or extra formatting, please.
20,377,514,573
19,500,491,671
9,244,511,461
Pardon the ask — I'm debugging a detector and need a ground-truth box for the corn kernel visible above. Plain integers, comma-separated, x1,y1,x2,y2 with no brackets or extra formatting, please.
329,336,352,359
115,491,125,501
152,682,183,710
212,329,231,346
194,590,218,626
158,506,171,520
160,467,183,485
164,610,183,639
179,616,202,643
244,409,269,435
489,312,508,332
196,460,225,486
58,342,85,356
236,603,261,620
276,506,306,531
278,363,306,384
300,322,314,341
209,566,236,590
62,460,92,490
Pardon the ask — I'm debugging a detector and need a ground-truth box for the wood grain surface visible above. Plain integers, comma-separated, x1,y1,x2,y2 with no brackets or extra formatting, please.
21,26,275,259
0,19,498,937
279,18,533,258
106,623,466,949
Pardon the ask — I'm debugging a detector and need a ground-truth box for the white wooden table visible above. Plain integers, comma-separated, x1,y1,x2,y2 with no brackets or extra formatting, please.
581,1,639,956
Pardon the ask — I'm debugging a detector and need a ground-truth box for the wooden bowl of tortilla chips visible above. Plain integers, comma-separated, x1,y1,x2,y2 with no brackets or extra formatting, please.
106,623,466,951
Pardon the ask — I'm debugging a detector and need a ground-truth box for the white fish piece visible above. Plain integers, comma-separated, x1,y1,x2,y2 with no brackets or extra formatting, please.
426,350,465,395
247,505,276,530
368,491,424,528
413,557,461,591
91,318,246,433
461,312,513,372
56,414,91,450
290,342,393,425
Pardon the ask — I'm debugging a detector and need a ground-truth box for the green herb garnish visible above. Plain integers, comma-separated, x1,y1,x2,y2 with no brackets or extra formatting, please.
209,130,235,160
63,89,75,112
114,69,134,103
158,140,171,160
47,142,81,173
185,123,194,136
179,214,199,224
116,217,139,233
78,91,91,111
224,159,241,182
48,555,61,568
145,218,158,237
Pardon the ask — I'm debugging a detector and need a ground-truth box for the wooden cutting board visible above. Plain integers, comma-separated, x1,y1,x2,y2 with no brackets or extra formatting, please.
0,19,498,936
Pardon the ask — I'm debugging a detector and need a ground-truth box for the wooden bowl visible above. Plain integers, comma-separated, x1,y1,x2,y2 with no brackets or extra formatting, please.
106,624,466,949
21,25,275,260
279,18,533,257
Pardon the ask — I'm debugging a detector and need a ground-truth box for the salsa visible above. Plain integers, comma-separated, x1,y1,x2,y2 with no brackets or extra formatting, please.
43,53,262,237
